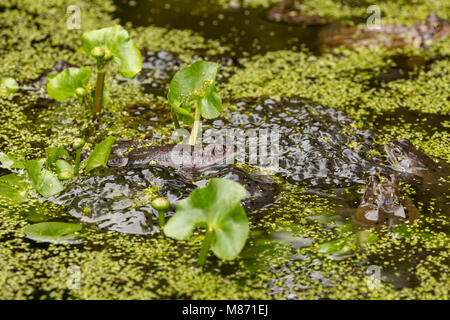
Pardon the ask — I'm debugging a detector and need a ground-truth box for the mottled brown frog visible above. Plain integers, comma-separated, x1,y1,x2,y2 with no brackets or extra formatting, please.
352,175,419,229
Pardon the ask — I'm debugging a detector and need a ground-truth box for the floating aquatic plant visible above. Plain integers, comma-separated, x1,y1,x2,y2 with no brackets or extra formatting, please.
151,197,171,228
168,61,222,145
164,178,248,266
46,25,142,117
23,222,83,244
0,137,116,202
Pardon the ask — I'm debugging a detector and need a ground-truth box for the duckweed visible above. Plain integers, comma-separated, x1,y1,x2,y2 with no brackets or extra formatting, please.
0,0,449,300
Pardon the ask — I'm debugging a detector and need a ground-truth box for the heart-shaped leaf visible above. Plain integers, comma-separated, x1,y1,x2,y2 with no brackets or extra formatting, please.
83,136,116,173
0,152,24,169
23,222,83,244
0,174,30,203
24,160,64,198
164,178,248,260
47,67,91,101
168,61,222,121
82,25,142,78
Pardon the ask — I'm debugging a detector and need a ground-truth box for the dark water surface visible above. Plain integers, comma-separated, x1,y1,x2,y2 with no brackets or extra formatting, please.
114,0,326,55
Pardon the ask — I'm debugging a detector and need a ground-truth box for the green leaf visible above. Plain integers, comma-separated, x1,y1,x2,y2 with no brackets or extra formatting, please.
0,174,30,203
171,105,194,125
198,84,222,119
0,77,19,95
23,222,83,244
25,160,43,186
83,136,116,173
47,67,91,101
164,178,248,260
82,25,142,78
45,147,70,169
24,160,64,198
0,152,24,169
168,61,222,120
55,160,75,177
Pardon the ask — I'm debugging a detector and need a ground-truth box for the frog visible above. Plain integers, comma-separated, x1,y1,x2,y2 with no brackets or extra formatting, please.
352,174,420,229
384,138,446,183
319,13,450,51
107,139,238,180
267,0,332,25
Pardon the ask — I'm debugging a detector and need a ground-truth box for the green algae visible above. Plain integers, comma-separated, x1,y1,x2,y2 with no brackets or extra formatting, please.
0,0,449,300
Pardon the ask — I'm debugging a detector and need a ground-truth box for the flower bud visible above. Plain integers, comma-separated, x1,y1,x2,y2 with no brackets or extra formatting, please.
72,138,86,150
151,197,170,212
103,48,113,61
91,46,105,58
75,87,87,98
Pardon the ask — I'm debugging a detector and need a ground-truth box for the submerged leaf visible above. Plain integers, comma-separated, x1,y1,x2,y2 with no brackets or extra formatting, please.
47,67,91,101
82,25,142,78
168,61,222,121
164,178,248,260
319,236,355,255
23,222,83,244
0,174,30,203
83,136,116,173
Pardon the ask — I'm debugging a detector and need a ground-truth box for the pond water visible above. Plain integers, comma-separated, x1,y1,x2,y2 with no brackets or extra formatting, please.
114,0,326,55
1,0,449,300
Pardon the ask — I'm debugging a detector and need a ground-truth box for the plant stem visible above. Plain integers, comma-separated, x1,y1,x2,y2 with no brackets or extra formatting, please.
74,149,82,176
158,210,165,228
189,106,201,146
93,65,106,117
197,230,214,267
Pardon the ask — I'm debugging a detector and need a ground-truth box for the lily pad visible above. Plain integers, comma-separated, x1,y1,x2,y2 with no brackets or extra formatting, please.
23,222,83,244
168,61,222,121
84,136,116,173
82,25,142,78
47,67,91,101
164,178,248,260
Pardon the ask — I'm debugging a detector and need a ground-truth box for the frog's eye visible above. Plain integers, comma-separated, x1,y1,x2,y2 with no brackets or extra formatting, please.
393,148,401,156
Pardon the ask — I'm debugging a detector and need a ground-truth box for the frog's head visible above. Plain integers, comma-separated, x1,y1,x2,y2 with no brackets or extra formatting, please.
384,139,437,174
425,13,449,35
